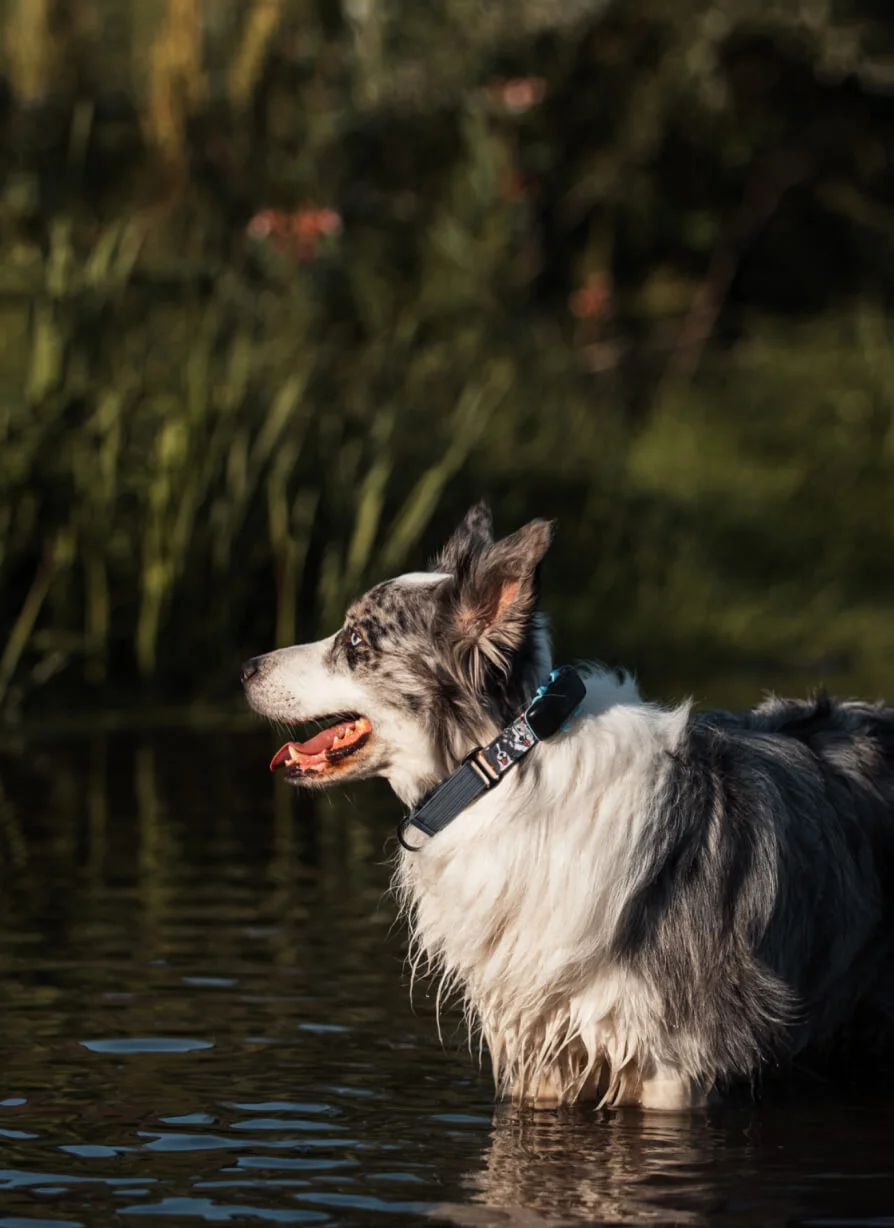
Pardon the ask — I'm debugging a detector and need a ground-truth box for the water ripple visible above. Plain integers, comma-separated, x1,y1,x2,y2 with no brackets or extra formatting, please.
118,1197,329,1223
2,731,894,1228
80,1038,215,1054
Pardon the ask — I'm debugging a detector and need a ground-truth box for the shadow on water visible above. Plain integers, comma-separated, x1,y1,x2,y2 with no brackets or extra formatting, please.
0,727,893,1226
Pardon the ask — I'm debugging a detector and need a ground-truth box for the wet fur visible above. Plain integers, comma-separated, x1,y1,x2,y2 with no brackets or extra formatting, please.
243,504,894,1108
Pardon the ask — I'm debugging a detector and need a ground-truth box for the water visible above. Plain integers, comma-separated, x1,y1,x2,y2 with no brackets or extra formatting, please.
1,727,894,1227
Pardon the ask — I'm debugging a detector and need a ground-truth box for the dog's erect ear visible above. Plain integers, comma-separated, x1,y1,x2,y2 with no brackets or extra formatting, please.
449,518,554,679
459,501,495,545
434,501,495,572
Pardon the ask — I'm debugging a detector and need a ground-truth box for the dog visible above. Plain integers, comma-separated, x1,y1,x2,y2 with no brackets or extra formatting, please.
242,503,894,1109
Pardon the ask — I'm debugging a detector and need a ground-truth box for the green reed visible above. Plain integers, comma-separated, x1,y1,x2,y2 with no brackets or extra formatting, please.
4,0,894,715
0,151,583,708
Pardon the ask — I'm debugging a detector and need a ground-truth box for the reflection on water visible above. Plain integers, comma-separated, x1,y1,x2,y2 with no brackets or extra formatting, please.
0,728,893,1227
437,1100,894,1226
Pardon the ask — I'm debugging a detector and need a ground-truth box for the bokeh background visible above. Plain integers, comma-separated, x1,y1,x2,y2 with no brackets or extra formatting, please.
2,0,894,722
4,9,894,1224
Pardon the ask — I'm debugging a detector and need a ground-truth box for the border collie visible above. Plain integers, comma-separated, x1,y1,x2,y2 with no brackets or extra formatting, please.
242,503,894,1109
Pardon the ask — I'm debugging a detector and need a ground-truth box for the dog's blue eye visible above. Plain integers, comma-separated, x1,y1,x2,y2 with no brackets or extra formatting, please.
349,630,363,648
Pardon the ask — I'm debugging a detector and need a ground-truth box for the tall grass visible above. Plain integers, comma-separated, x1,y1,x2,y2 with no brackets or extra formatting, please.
0,133,606,710
3,0,894,716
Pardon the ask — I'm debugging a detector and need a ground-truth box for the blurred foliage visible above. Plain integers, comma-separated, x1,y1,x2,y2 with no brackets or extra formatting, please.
2,0,894,718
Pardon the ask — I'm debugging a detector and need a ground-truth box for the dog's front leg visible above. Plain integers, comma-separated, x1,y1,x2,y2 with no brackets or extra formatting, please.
515,1065,607,1106
638,1063,710,1110
514,1068,571,1106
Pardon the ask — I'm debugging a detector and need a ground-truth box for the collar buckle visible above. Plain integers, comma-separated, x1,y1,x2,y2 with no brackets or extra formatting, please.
463,747,500,788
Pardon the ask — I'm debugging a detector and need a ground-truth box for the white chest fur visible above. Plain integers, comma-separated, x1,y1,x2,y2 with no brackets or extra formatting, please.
394,672,692,1106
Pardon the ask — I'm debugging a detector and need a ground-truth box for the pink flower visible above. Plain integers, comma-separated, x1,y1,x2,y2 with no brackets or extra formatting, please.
569,273,613,320
246,209,277,238
488,77,547,113
246,205,343,261
314,208,343,236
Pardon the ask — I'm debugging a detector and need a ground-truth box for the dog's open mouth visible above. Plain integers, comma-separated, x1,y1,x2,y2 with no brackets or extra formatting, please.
269,715,372,777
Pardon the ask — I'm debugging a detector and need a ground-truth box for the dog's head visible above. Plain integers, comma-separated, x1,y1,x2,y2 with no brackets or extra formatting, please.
241,502,554,804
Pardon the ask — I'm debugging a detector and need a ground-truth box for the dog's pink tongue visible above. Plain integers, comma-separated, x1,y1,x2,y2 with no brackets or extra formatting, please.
270,743,300,771
269,721,358,771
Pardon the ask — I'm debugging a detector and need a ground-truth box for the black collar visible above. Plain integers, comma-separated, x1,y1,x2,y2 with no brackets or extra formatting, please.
398,666,587,850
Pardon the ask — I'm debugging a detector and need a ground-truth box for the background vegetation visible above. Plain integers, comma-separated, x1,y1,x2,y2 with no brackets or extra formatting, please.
2,0,894,721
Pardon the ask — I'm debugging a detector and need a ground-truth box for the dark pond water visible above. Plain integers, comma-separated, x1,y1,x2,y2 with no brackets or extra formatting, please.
1,726,894,1228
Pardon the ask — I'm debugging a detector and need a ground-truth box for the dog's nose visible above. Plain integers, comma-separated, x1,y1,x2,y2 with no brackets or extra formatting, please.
240,656,263,685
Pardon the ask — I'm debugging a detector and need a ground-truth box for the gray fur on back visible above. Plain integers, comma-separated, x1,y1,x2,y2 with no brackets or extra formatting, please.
614,693,894,1085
